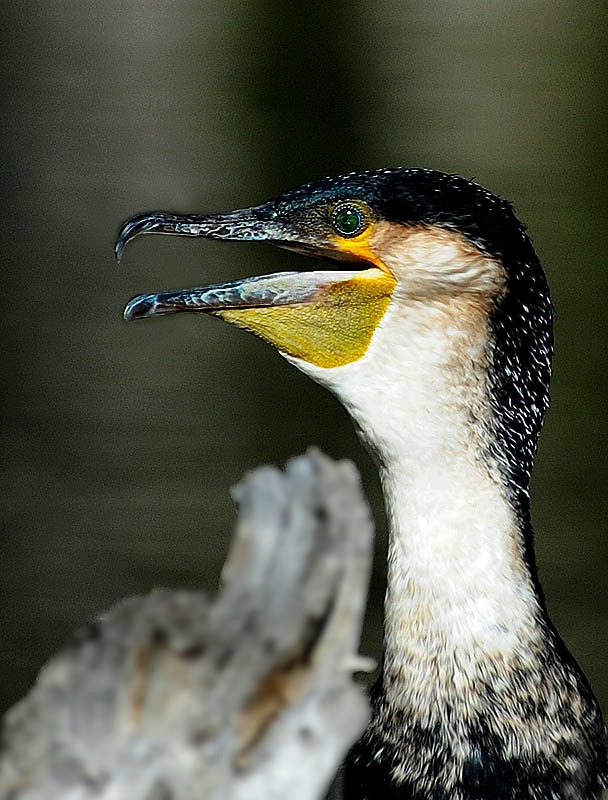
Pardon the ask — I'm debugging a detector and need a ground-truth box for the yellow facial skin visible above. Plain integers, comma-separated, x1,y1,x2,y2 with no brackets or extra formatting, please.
215,265,395,369
215,222,396,369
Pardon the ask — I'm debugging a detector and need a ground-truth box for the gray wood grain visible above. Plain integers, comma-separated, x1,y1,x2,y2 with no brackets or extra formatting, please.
0,450,373,800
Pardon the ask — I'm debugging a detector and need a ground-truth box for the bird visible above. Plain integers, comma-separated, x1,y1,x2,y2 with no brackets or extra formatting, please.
116,168,607,799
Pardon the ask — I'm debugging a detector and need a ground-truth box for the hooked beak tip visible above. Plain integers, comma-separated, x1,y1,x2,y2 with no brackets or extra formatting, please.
115,213,160,264
115,238,125,265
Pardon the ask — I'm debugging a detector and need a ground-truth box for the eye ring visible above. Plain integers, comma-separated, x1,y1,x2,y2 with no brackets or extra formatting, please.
332,203,366,237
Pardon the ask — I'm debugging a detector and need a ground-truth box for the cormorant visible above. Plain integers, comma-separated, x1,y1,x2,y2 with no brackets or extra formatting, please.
117,168,607,799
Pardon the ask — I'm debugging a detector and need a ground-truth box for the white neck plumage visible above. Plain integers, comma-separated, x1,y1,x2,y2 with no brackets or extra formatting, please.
295,291,544,708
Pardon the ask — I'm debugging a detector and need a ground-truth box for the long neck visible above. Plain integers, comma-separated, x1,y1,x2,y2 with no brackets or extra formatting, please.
376,352,542,699
379,443,541,696
303,293,606,797
317,296,546,691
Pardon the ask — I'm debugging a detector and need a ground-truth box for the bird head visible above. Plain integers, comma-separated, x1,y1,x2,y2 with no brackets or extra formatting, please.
117,168,553,501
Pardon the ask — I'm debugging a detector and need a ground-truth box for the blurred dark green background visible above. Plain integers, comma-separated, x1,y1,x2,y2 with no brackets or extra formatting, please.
2,1,606,714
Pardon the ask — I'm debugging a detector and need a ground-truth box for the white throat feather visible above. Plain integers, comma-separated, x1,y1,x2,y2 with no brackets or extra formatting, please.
288,276,544,690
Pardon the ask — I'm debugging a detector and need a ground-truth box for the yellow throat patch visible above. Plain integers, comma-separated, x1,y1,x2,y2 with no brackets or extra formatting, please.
215,262,395,369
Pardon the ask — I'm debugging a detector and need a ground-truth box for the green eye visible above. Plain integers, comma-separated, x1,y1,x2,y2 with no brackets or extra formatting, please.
332,203,365,237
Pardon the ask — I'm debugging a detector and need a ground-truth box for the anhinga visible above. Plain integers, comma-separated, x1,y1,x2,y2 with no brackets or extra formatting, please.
117,168,607,799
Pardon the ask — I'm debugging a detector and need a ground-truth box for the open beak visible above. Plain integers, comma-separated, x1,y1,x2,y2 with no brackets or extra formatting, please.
117,205,395,369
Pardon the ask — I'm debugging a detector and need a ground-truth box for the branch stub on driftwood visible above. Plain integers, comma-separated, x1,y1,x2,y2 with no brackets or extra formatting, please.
0,449,374,800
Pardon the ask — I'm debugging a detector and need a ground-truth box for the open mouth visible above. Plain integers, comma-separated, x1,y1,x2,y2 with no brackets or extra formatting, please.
117,208,370,321
116,205,396,369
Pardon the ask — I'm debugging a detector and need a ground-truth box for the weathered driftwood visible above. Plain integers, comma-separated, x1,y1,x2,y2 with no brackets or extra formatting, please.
0,450,373,800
